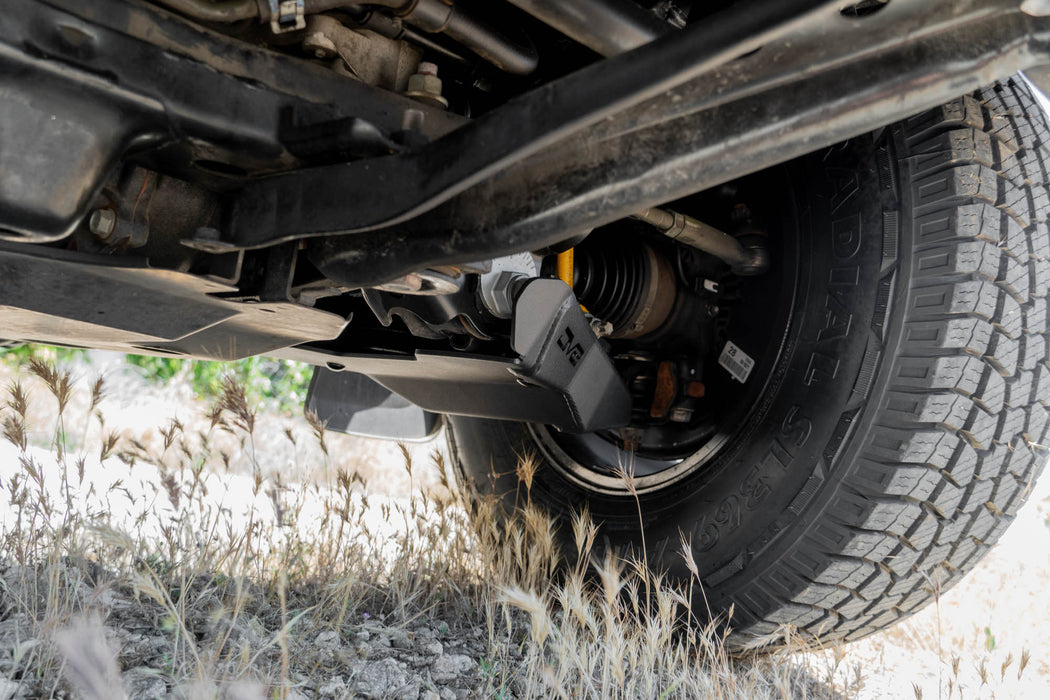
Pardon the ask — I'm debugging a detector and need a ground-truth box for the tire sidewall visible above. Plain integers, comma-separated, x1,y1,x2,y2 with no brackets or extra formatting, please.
450,132,892,611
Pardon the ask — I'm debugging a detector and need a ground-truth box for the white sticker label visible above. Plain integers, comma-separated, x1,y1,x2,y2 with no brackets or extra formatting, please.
718,341,755,383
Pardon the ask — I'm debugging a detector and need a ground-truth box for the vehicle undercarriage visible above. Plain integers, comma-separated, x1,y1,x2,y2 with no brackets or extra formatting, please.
2,0,1045,428
4,0,1050,643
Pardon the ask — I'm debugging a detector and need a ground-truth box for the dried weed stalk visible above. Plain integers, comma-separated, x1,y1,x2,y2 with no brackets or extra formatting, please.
0,360,903,699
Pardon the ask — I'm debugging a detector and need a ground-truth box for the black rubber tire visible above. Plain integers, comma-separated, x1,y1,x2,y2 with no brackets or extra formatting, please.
447,76,1050,643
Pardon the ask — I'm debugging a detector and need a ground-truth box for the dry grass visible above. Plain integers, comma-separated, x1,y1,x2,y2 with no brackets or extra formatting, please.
0,359,836,698
0,358,1042,698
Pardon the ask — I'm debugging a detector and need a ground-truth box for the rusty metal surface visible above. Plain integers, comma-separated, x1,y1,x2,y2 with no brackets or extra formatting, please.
309,0,1050,288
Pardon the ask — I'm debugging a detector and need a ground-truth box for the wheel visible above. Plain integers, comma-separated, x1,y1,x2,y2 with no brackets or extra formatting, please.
447,76,1050,643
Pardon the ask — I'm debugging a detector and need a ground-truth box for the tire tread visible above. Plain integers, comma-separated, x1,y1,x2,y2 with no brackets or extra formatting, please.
747,79,1050,639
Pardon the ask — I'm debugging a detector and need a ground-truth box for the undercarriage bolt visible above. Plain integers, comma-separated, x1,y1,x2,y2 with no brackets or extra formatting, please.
669,406,693,423
401,109,425,132
303,30,337,59
405,61,448,109
588,316,613,338
88,208,117,239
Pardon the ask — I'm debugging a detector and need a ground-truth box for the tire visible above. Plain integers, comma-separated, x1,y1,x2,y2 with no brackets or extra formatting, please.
447,76,1050,643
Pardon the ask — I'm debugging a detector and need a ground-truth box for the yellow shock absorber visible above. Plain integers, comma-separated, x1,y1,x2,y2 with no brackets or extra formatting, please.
556,248,587,312
556,248,574,287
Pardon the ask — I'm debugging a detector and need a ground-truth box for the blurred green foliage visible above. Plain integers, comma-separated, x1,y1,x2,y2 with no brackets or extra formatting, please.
0,343,312,413
0,343,87,365
126,354,312,412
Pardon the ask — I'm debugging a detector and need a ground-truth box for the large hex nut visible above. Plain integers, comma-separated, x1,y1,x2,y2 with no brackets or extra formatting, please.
88,208,117,239
480,270,524,319
407,73,442,96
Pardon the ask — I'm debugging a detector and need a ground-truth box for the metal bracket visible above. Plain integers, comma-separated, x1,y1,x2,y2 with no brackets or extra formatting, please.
306,369,442,441
283,278,633,432
268,0,305,34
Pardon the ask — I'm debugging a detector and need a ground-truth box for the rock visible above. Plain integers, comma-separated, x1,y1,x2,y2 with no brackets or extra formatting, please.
317,677,346,698
123,666,167,699
223,681,268,700
423,641,443,657
439,689,457,700
350,657,419,700
315,630,339,646
97,588,127,609
421,691,441,700
430,654,475,683
386,628,412,649
0,679,21,700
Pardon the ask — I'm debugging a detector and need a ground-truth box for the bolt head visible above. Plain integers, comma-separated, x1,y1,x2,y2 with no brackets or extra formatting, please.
669,407,693,423
88,208,117,238
303,32,337,59
180,227,237,253
408,73,442,96
401,108,425,132
490,271,523,318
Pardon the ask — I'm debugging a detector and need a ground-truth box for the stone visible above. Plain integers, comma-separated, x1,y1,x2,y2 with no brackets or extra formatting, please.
315,630,339,646
430,654,475,683
0,679,21,700
317,677,347,698
386,628,412,649
350,657,418,700
122,666,167,699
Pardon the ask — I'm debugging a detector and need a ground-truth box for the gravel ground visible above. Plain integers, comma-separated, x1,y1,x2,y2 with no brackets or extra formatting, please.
0,564,491,700
1,353,1048,698
0,353,476,700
